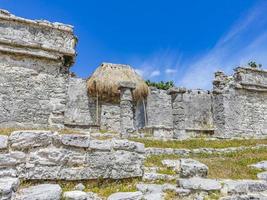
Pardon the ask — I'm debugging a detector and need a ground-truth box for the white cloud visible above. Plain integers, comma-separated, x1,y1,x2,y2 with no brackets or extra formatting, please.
150,70,161,77
178,1,267,89
165,68,177,75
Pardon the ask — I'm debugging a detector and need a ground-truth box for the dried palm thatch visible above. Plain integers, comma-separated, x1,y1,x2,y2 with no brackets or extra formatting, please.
87,63,149,102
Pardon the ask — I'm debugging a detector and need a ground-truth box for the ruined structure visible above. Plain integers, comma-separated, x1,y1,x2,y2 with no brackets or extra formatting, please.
0,10,266,139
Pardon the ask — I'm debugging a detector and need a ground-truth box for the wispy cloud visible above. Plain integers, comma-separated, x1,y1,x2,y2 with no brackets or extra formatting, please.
133,49,182,81
179,0,267,89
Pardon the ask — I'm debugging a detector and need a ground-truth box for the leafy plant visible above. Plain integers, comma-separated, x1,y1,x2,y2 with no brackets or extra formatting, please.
145,80,174,90
248,61,262,69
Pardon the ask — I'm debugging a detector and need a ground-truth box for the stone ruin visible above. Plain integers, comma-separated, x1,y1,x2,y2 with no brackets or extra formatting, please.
0,9,267,200
0,9,266,140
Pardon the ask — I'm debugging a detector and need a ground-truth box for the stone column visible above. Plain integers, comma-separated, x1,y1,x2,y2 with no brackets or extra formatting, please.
167,87,188,139
119,81,136,138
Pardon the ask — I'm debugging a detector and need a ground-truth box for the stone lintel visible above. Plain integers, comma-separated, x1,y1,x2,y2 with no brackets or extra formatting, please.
167,87,186,95
118,81,136,90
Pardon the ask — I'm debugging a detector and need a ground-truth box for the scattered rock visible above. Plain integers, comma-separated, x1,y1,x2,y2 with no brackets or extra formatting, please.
0,135,8,150
13,184,62,200
63,191,88,200
74,183,86,191
177,177,222,191
221,180,267,195
220,193,267,200
180,158,208,178
161,159,180,173
250,161,267,170
257,172,267,181
107,191,143,200
136,183,164,200
162,183,191,196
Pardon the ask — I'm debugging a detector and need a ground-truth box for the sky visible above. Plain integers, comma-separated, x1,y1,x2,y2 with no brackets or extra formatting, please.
1,0,267,89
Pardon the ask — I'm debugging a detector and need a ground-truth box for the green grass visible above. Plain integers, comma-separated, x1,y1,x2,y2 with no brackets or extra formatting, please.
21,178,141,198
131,138,267,149
145,148,267,180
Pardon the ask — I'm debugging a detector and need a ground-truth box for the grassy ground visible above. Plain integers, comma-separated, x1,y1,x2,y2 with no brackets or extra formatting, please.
145,147,267,180
21,178,141,198
132,138,267,149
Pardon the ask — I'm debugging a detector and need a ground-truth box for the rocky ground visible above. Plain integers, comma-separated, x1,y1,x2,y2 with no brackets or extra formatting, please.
1,129,267,200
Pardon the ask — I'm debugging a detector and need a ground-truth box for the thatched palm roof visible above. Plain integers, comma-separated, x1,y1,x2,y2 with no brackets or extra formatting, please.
87,63,149,102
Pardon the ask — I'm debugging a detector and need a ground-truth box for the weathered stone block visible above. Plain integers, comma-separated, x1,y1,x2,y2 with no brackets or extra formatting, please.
9,131,55,150
0,151,25,166
0,177,19,200
13,184,62,200
59,134,90,148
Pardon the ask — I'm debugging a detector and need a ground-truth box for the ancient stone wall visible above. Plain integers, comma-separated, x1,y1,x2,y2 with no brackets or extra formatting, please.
213,67,267,138
100,103,121,132
0,131,144,180
64,78,96,128
0,10,76,129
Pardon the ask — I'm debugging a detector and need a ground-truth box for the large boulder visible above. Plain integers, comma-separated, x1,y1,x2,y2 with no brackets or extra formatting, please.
13,184,62,200
180,159,208,178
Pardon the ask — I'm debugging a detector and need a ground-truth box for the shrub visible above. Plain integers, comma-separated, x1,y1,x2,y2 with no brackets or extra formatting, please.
146,80,174,90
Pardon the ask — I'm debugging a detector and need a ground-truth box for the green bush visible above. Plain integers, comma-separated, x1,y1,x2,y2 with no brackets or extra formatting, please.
146,80,174,90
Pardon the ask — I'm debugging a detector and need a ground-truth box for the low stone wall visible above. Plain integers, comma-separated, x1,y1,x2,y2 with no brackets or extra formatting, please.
0,131,144,180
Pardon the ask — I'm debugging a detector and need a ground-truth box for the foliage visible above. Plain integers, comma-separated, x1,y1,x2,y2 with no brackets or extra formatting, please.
248,61,262,69
145,80,174,90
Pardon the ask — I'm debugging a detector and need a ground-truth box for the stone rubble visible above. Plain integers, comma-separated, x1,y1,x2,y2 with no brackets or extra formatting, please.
250,161,267,171
177,177,222,191
107,192,143,200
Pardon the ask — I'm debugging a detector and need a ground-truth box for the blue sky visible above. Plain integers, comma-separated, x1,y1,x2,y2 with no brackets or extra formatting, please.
1,0,267,89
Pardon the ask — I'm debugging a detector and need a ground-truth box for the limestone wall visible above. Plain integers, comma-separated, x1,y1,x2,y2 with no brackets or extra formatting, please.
213,67,267,138
0,10,76,129
146,87,173,129
0,131,144,180
64,78,96,128
100,103,121,132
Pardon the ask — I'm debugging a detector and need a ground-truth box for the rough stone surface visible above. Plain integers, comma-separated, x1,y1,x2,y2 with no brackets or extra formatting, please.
213,68,267,138
250,161,267,170
180,158,208,178
59,134,90,148
13,184,62,200
63,191,88,200
136,184,165,200
0,135,8,150
100,103,120,133
220,194,267,200
161,159,180,173
107,192,143,200
64,78,96,127
0,131,144,181
120,87,135,138
9,131,55,150
0,10,76,129
257,172,267,181
0,177,20,200
177,177,222,191
221,180,267,195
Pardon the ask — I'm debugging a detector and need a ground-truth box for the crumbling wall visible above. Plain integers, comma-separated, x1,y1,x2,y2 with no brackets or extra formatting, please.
0,131,144,180
213,67,267,138
0,10,76,129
